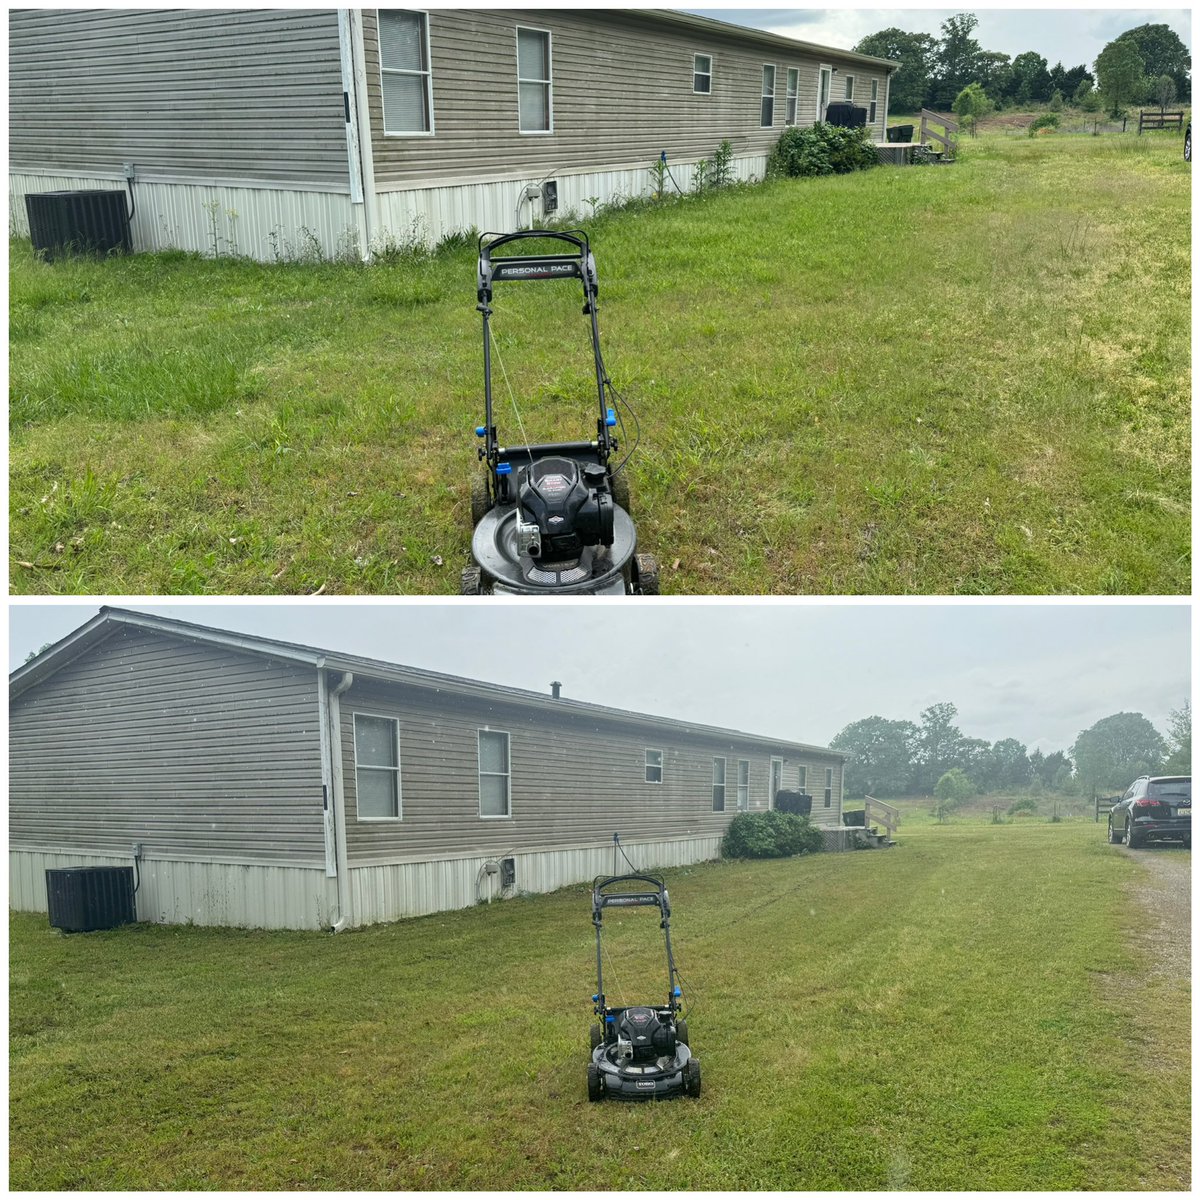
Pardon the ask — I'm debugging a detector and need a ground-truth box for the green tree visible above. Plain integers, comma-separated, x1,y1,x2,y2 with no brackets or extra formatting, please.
988,738,1033,791
854,27,938,113
1152,73,1176,111
1048,89,1065,112
1163,700,1191,774
933,768,973,820
976,51,1012,102
916,702,964,791
1070,712,1166,797
931,13,985,109
830,715,918,797
1008,51,1053,104
953,82,991,135
1094,37,1147,116
1116,23,1191,101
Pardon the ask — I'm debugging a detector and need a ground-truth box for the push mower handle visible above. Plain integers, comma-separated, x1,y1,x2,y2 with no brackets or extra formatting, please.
479,228,590,258
592,874,670,917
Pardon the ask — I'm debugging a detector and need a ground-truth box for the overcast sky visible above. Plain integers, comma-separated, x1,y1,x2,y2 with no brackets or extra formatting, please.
687,7,1191,70
10,602,1189,755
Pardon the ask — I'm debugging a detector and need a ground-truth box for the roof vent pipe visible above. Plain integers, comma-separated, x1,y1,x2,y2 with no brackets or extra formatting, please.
551,681,562,699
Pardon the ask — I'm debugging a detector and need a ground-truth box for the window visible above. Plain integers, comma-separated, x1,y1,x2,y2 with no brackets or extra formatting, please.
712,757,726,812
818,65,832,119
869,78,878,124
693,53,712,94
479,729,511,817
517,27,552,132
737,760,750,811
785,67,798,125
770,757,783,807
824,767,833,808
378,10,433,135
645,748,663,784
845,74,855,100
798,765,808,792
760,64,775,126
354,714,401,819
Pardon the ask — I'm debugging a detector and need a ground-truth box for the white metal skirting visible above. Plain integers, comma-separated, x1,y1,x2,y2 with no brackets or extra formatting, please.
10,156,769,263
349,835,724,927
9,172,358,262
374,155,770,249
9,849,336,931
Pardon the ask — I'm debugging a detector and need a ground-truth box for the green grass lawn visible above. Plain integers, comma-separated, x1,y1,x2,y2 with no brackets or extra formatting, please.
9,134,1190,594
9,823,1189,1189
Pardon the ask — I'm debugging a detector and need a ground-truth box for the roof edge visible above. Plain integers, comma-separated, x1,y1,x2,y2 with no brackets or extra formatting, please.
645,9,900,71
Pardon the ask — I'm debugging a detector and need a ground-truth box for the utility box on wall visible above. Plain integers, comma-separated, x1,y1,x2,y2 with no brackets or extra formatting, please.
46,866,135,933
25,189,131,260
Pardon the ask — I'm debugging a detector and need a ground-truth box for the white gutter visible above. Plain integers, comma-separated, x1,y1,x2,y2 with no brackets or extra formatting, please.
327,671,355,931
337,9,368,261
316,668,338,879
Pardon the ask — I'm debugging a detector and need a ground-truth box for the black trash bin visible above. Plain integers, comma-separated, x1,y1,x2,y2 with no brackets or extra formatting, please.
887,124,915,143
774,790,814,817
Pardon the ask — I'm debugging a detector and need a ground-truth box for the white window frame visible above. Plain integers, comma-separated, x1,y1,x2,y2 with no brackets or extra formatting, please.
869,77,878,124
818,63,832,121
693,52,712,94
353,711,402,821
645,748,663,785
785,67,798,125
845,74,855,101
760,63,776,127
736,759,751,811
712,757,727,812
516,25,553,135
825,766,834,808
378,9,435,138
798,764,808,792
769,756,784,808
478,728,513,819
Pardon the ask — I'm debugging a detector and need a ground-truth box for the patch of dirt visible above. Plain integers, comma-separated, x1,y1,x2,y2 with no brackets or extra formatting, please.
1113,843,1190,987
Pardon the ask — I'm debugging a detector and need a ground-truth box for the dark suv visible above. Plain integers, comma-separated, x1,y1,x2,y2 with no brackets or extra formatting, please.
1108,776,1191,848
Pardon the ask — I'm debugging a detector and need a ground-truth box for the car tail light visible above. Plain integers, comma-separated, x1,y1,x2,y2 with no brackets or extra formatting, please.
1133,797,1163,808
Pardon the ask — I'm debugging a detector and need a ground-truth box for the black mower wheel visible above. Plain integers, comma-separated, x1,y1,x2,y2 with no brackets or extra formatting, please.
590,1023,603,1051
587,1062,603,1102
460,566,482,596
676,1019,690,1049
470,473,492,527
610,470,631,515
635,553,660,596
684,1058,701,1098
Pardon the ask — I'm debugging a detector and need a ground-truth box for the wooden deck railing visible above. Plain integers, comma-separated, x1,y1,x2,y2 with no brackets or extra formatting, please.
919,109,958,157
1138,110,1185,134
863,796,900,839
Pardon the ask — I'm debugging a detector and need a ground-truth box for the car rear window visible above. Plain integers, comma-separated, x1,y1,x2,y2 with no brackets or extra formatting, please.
1148,779,1190,800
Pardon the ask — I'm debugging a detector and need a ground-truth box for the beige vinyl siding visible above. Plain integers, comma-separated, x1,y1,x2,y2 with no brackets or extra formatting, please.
339,677,843,864
8,8,347,186
365,8,891,187
9,627,325,865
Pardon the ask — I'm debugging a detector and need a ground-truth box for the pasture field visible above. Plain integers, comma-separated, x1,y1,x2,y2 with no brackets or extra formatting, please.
9,133,1191,594
9,822,1189,1189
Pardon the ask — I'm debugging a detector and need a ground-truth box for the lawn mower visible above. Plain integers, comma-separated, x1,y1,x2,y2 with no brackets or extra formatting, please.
587,873,700,1101
462,228,659,595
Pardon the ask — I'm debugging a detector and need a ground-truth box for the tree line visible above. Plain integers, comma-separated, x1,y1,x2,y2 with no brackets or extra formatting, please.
855,13,1191,118
831,700,1191,801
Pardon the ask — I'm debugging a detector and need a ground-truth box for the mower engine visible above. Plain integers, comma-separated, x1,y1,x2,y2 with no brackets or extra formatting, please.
615,1007,676,1064
515,456,614,562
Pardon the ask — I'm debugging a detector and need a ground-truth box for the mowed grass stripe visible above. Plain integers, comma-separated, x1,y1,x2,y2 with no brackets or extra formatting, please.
9,134,1189,594
9,823,1187,1189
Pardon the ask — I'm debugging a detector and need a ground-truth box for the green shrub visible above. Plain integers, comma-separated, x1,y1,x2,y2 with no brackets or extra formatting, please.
1028,113,1061,137
767,123,878,179
1008,796,1039,817
721,811,824,859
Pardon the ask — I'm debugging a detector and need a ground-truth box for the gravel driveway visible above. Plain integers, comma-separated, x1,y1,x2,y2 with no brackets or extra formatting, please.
1115,843,1190,984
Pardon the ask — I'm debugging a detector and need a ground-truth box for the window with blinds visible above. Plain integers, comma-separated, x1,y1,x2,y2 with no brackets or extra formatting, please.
517,27,552,132
379,10,432,135
785,68,798,125
479,729,512,817
761,64,776,126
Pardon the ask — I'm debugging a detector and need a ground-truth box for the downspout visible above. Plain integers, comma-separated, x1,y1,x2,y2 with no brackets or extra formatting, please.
337,10,369,260
346,8,380,259
328,671,355,931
